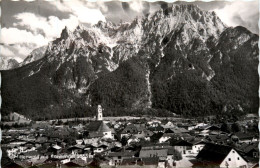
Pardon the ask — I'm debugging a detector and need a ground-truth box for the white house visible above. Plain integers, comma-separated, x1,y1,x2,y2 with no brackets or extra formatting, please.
197,143,248,168
191,141,206,155
162,121,177,129
159,133,174,143
220,149,248,168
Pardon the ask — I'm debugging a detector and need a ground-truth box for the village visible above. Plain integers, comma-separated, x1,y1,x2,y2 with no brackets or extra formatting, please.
1,105,259,168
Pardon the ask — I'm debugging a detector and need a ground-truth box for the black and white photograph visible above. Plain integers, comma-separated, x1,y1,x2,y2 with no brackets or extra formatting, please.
0,0,259,167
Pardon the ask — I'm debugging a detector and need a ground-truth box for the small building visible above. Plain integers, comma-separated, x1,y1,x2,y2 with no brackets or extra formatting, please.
205,134,230,145
93,144,108,153
120,124,140,138
162,121,177,129
191,140,207,155
48,144,62,155
196,143,248,168
240,142,259,159
164,127,189,134
67,144,85,155
171,139,193,156
159,133,174,143
235,132,258,143
107,151,136,166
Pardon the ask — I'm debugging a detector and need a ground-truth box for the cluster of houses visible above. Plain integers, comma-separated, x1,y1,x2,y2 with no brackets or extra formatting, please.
2,106,259,168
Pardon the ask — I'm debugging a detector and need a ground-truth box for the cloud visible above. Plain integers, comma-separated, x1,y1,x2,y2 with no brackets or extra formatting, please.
1,45,27,62
48,0,106,25
129,0,145,12
214,1,259,34
14,44,36,59
14,12,79,40
87,1,108,13
1,27,48,46
120,0,157,21
2,11,81,60
1,0,107,61
1,46,15,57
1,28,48,59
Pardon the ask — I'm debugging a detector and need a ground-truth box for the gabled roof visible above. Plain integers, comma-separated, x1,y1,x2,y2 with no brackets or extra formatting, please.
207,134,229,143
188,137,208,145
196,143,233,165
161,133,175,138
52,145,62,150
97,121,112,132
240,142,258,153
86,121,111,133
20,150,39,156
148,125,164,132
121,124,139,134
165,127,189,134
205,125,221,130
171,139,193,146
235,132,256,140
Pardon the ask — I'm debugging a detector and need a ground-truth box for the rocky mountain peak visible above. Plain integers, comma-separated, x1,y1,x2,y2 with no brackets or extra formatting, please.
0,57,19,70
20,46,47,66
1,4,258,119
60,26,70,39
95,20,114,30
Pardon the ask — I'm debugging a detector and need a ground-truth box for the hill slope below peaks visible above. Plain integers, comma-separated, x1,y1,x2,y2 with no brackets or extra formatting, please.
1,4,258,119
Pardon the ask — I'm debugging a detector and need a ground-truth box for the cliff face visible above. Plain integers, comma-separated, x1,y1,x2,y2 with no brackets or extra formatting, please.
0,57,19,70
19,46,47,67
1,4,258,119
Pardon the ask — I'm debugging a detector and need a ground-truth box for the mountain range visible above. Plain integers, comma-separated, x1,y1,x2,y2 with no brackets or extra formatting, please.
1,4,258,120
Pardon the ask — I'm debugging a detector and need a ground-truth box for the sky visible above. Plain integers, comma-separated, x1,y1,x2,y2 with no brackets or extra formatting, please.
0,0,259,62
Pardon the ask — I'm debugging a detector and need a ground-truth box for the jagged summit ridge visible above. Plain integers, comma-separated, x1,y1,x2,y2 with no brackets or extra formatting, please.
12,4,230,101
19,4,226,69
1,4,258,119
0,57,19,70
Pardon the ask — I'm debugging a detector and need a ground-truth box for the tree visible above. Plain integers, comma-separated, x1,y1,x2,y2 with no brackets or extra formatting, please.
57,119,63,125
1,148,19,168
150,132,163,143
231,122,241,133
88,154,104,168
221,122,230,133
121,136,128,146
172,149,182,161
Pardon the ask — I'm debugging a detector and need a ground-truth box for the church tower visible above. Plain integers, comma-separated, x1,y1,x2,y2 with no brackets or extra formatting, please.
97,105,103,121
